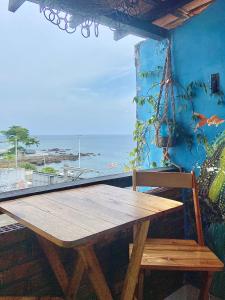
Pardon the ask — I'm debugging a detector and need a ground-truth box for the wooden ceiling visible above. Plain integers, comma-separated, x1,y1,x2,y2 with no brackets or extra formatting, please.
151,0,214,29
8,0,215,40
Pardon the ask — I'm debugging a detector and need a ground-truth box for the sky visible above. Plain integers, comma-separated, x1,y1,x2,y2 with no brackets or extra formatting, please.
0,0,143,135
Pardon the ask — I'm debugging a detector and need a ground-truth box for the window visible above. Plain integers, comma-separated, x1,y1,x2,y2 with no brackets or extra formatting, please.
0,0,143,193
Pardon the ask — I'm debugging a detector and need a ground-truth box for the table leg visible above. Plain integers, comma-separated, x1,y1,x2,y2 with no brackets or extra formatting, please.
38,236,112,300
38,237,69,295
77,245,113,300
66,255,85,300
121,220,150,300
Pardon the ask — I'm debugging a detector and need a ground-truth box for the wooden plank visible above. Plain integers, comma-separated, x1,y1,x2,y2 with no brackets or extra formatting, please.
97,185,182,211
129,240,224,272
144,238,198,246
143,0,194,22
0,185,182,248
32,191,154,225
0,200,90,247
24,195,117,233
78,245,113,300
63,187,163,215
121,220,150,300
37,237,69,294
134,171,192,188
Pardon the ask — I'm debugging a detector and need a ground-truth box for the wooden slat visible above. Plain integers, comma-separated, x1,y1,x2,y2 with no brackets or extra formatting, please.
134,171,193,188
129,239,224,272
0,185,182,248
144,238,198,246
90,185,182,212
0,200,90,247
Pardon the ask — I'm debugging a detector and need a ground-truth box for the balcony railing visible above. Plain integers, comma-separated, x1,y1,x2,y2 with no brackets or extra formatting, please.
0,167,178,202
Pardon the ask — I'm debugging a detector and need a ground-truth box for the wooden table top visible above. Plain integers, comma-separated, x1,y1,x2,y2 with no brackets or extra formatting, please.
0,184,182,248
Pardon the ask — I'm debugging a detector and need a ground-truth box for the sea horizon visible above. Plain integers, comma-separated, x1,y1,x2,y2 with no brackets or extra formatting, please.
0,134,135,178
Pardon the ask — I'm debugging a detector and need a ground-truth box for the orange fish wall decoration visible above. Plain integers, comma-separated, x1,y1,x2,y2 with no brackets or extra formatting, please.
194,113,225,131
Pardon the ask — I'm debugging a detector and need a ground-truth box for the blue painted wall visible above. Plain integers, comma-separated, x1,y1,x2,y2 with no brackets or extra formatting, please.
136,1,225,297
136,0,225,172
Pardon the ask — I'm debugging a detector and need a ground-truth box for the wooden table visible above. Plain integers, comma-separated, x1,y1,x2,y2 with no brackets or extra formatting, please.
0,184,182,300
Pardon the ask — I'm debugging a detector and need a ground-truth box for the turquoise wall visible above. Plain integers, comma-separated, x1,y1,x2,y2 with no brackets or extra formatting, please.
136,1,225,297
136,0,225,172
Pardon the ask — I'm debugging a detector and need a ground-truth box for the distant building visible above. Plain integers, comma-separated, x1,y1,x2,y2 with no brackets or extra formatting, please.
0,168,27,192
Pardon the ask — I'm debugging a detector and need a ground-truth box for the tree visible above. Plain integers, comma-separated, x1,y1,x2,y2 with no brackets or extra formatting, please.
19,162,37,171
1,125,39,153
41,167,57,174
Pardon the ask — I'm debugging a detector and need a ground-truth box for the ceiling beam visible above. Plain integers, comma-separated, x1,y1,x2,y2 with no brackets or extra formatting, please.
100,11,169,40
8,0,26,12
143,0,193,22
113,29,129,41
8,0,169,40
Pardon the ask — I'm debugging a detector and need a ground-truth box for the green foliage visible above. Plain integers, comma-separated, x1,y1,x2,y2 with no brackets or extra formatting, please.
129,65,164,169
173,123,194,151
1,126,39,154
211,90,225,105
207,223,225,299
1,125,39,145
2,152,15,161
41,166,57,174
178,80,208,101
151,161,157,168
19,162,37,171
139,66,163,79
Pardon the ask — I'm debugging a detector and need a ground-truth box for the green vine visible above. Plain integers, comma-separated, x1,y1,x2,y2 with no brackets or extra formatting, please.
178,80,224,150
128,43,224,171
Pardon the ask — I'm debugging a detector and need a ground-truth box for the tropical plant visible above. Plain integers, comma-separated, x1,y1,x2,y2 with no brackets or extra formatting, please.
1,125,39,154
129,42,177,170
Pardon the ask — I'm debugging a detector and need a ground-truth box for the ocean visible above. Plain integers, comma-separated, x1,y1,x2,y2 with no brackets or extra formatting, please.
0,135,135,178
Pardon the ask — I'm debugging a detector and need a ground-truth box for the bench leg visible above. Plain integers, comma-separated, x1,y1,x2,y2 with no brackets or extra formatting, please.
199,272,214,300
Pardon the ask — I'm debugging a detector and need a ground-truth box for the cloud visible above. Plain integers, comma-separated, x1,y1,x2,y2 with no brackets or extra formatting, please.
0,0,143,134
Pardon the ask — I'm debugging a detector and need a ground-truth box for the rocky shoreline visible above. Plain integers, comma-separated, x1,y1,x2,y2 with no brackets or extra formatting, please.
0,152,97,168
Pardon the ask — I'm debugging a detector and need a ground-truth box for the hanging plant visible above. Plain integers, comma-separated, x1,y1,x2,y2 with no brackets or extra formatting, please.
154,41,176,150
128,40,180,170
